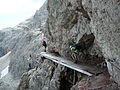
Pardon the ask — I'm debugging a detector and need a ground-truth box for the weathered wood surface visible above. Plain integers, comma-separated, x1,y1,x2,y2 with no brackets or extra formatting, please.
40,52,102,76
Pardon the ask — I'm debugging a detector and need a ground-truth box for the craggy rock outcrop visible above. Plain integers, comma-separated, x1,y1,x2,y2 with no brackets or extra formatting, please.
90,0,120,85
0,47,7,57
0,81,12,90
71,72,118,90
44,0,120,89
1,0,120,90
17,59,66,90
18,0,120,90
45,0,101,61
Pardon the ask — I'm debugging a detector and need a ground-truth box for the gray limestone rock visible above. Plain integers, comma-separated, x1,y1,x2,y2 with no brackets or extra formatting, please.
0,0,120,90
0,81,12,90
45,0,120,88
90,0,120,85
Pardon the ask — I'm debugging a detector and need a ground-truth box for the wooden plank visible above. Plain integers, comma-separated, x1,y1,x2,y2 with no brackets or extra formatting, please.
40,52,93,76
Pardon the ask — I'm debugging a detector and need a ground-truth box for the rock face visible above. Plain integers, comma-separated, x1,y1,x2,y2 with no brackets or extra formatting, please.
18,0,120,90
0,81,12,90
0,0,120,90
45,0,120,86
90,0,120,85
0,47,7,57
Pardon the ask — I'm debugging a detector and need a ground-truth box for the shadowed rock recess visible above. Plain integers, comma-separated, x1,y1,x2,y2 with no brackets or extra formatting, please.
0,0,120,90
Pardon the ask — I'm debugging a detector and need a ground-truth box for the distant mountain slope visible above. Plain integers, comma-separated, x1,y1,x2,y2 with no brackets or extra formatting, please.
0,2,48,58
0,1,48,90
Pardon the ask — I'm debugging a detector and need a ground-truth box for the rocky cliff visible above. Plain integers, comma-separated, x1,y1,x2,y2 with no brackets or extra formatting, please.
0,0,120,90
18,0,120,90
44,0,120,89
0,2,48,90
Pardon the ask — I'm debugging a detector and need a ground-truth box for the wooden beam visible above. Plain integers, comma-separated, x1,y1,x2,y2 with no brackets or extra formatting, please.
40,52,93,76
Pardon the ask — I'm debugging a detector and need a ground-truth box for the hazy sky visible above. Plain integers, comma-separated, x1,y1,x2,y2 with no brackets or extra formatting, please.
0,0,46,30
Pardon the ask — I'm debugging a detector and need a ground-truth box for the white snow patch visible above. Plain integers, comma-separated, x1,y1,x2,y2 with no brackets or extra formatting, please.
41,22,45,26
0,51,11,60
0,51,11,77
0,66,9,79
